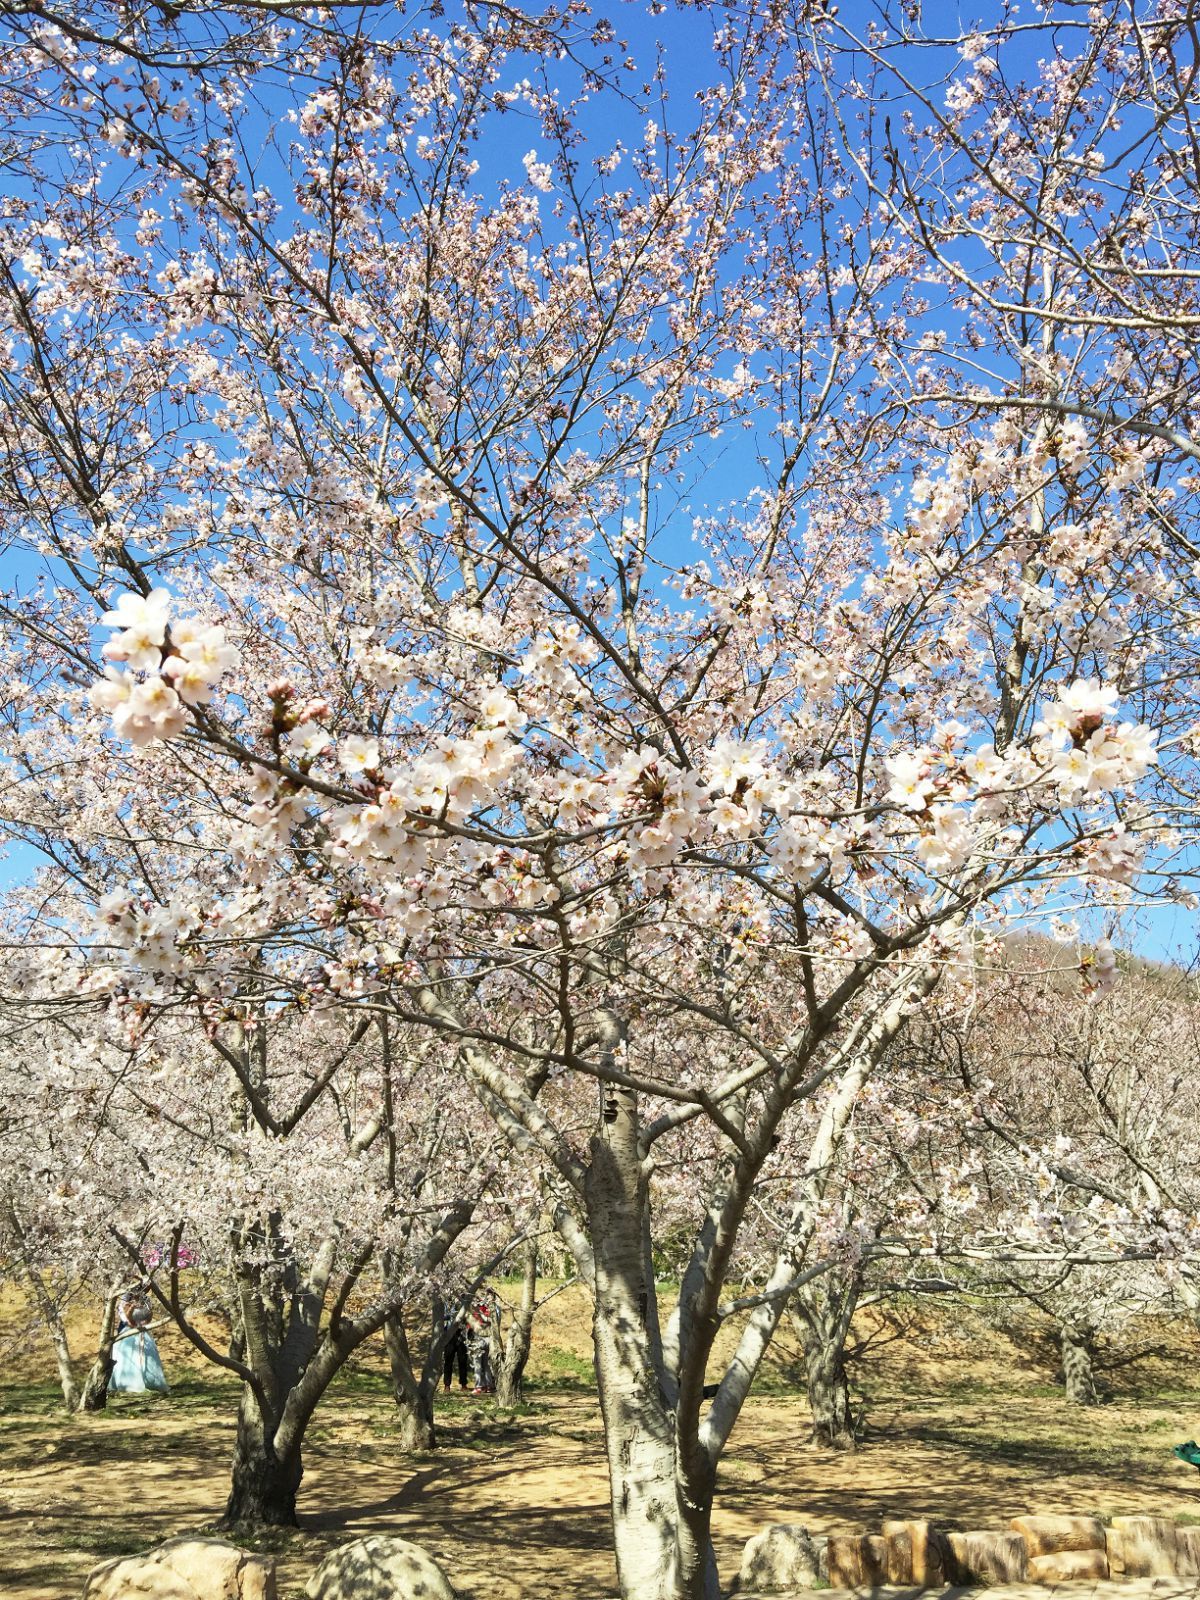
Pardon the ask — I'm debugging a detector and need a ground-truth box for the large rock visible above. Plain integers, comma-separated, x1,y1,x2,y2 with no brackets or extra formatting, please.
1109,1515,1183,1578
735,1524,821,1593
1011,1513,1106,1557
305,1537,457,1600
947,1530,1029,1585
1106,1524,1127,1577
825,1533,887,1589
865,1534,887,1583
1027,1548,1109,1584
84,1538,276,1600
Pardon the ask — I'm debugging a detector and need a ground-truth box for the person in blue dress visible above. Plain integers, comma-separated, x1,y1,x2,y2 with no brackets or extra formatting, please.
108,1285,169,1394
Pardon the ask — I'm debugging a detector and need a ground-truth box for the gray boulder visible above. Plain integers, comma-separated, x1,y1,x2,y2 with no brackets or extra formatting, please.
736,1523,821,1593
305,1537,456,1600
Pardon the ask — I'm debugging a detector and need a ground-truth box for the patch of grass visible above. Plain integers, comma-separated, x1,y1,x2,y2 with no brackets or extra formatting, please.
913,1375,1066,1403
526,1346,594,1390
1139,1387,1200,1406
6,1513,151,1565
117,1376,239,1411
330,1366,393,1398
220,1524,329,1558
80,1525,149,1560
0,1380,73,1416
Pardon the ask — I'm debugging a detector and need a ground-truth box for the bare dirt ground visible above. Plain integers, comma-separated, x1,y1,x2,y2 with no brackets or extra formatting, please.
5,1287,1200,1599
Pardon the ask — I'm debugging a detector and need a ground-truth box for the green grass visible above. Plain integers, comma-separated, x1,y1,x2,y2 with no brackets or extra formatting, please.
71,1525,148,1560
328,1365,394,1398
0,1380,70,1416
526,1346,594,1390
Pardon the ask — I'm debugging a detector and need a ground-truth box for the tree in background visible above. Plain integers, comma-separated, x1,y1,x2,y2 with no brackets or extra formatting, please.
0,973,513,1524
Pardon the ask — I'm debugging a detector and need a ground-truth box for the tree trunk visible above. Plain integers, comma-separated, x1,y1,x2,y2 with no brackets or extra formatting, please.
210,1199,474,1528
1061,1320,1100,1405
384,1309,436,1450
221,1386,303,1528
77,1356,112,1412
805,1333,854,1448
77,1290,121,1412
792,1274,859,1449
585,1086,719,1600
396,1387,436,1450
42,1298,80,1411
228,1309,246,1365
11,1241,80,1411
495,1232,538,1408
591,1255,718,1600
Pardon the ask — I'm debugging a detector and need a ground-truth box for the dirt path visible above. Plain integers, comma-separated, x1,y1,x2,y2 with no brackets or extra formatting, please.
7,1290,1200,1598
6,1383,1200,1600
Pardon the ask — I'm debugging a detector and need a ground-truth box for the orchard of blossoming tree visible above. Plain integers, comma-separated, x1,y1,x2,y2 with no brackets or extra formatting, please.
3,1,1200,1598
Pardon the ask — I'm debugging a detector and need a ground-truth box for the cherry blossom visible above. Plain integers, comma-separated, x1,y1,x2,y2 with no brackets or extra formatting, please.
1,3,1199,1595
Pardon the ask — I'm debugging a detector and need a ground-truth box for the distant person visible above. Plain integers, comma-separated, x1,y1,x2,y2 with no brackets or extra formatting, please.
109,1285,169,1394
442,1307,469,1393
467,1288,498,1395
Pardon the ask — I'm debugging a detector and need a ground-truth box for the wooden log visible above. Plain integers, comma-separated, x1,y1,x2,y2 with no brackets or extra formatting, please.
1010,1514,1106,1557
1027,1548,1109,1584
947,1530,1029,1585
826,1533,888,1588
1109,1515,1181,1578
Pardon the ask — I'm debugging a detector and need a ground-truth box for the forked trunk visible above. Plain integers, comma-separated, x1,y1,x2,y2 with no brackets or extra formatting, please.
221,1387,303,1528
1060,1320,1100,1406
384,1310,436,1450
585,1090,719,1600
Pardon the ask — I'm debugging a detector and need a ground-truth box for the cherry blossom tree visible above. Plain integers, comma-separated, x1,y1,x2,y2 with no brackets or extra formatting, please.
0,998,135,1411
821,940,1200,1416
0,951,514,1522
1,3,1199,1595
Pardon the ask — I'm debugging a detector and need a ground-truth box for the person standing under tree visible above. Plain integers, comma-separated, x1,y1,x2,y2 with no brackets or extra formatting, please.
442,1307,469,1394
468,1288,499,1396
108,1285,169,1395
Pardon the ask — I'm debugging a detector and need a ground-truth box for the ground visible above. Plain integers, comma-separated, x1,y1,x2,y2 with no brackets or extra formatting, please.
4,1288,1200,1599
